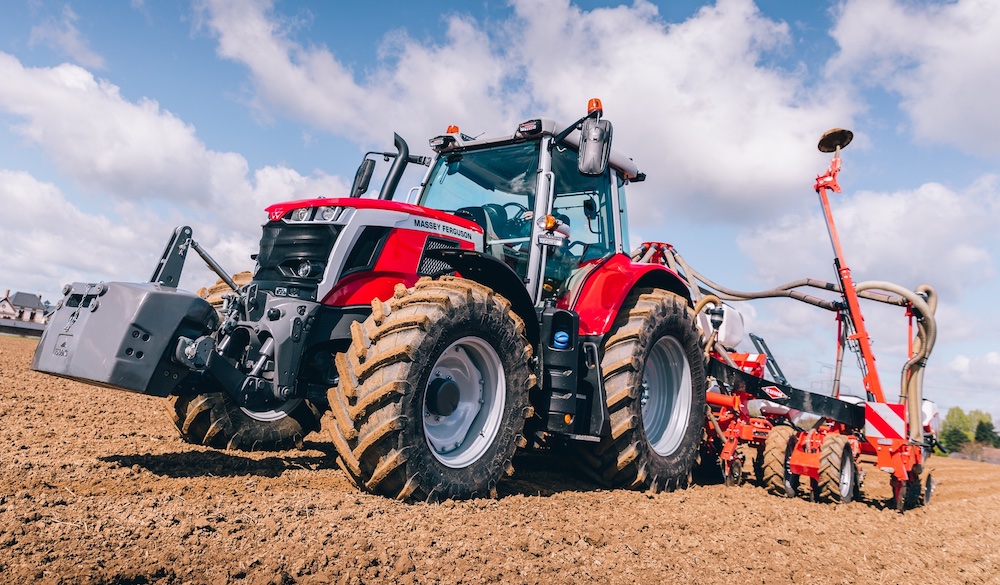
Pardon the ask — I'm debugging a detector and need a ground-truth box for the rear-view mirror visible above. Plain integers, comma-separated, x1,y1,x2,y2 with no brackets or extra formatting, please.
578,117,613,176
350,159,376,198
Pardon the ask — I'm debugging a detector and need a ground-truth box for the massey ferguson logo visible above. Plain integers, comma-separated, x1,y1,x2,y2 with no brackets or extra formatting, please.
411,218,475,241
762,385,788,400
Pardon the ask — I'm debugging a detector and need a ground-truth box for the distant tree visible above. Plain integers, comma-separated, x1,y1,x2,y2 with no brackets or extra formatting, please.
968,410,994,432
942,426,970,452
974,420,1000,448
942,406,971,435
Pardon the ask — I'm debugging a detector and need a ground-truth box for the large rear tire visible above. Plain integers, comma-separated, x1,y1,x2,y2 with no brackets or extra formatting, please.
762,425,799,497
328,277,534,501
168,392,324,451
576,289,706,492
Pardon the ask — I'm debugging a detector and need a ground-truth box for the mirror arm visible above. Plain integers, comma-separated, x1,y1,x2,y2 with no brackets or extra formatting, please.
551,110,600,149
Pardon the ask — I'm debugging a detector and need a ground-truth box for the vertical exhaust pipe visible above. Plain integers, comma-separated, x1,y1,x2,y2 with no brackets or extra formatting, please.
378,133,409,200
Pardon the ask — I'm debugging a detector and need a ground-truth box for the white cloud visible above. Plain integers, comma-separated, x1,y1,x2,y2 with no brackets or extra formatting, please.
0,52,217,203
829,0,1000,158
928,352,1000,417
507,0,857,221
0,51,350,224
199,0,857,225
0,170,153,297
0,50,352,299
738,177,1000,299
0,165,347,302
199,0,524,149
29,5,106,70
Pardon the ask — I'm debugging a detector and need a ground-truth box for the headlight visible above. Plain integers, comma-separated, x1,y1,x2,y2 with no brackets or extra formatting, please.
318,206,339,221
296,260,315,278
290,207,312,222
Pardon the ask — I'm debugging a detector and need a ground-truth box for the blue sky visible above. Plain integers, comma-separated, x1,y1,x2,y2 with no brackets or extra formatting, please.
2,0,999,420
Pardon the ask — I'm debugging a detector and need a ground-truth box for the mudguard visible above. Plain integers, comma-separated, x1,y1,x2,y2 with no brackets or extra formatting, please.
566,254,691,336
422,248,540,346
31,282,218,397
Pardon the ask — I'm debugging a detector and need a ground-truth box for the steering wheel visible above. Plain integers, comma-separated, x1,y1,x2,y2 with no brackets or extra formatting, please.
502,202,531,238
502,201,529,221
567,241,587,253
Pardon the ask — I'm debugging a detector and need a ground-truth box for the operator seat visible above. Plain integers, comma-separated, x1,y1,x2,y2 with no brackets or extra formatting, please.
454,205,508,261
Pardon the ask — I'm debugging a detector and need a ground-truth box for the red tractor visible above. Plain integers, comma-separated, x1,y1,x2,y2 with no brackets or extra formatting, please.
33,100,713,501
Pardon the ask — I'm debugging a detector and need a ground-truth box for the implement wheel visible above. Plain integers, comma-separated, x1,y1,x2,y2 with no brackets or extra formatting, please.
328,277,533,501
576,289,706,492
817,434,856,503
762,425,799,497
168,392,323,451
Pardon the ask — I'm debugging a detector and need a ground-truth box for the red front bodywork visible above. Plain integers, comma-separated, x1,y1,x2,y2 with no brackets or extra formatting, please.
265,198,482,308
321,227,456,307
265,197,484,230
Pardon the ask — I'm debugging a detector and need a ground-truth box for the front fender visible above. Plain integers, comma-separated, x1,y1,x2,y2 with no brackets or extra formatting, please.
567,253,692,336
423,249,539,347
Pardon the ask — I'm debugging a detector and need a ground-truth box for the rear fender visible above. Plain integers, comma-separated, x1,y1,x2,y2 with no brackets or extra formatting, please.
566,254,691,336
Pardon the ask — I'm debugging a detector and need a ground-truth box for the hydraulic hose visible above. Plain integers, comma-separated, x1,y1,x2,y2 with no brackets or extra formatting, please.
633,243,937,441
692,294,738,368
665,247,908,310
693,294,722,317
855,281,938,442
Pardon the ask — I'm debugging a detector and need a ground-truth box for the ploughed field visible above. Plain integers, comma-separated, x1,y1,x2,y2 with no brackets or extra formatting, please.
2,334,998,584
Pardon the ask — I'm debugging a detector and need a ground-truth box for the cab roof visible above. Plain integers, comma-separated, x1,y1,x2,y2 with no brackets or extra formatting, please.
437,118,641,181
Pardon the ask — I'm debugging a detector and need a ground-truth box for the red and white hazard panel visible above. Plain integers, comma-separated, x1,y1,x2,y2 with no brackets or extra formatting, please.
865,402,906,440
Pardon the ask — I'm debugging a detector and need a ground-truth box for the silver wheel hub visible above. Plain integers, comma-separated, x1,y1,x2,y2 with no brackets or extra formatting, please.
640,336,692,457
423,337,505,468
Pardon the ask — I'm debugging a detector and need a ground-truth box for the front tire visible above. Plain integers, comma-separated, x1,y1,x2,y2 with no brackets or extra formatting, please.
577,289,706,492
328,277,534,501
168,392,324,451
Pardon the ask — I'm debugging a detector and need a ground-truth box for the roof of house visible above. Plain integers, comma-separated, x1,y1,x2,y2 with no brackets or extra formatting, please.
10,292,46,310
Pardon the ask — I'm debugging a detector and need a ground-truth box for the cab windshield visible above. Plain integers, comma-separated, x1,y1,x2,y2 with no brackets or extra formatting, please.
418,138,618,302
419,141,540,280
418,141,539,217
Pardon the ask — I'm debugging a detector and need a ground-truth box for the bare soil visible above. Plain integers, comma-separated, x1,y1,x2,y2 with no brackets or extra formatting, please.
2,335,998,584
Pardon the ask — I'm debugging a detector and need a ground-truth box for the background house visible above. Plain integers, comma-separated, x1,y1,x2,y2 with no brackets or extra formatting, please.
0,289,48,336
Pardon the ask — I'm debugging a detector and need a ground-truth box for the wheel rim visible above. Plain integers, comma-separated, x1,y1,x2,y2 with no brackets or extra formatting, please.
839,450,854,500
423,336,505,469
640,336,692,457
240,399,301,422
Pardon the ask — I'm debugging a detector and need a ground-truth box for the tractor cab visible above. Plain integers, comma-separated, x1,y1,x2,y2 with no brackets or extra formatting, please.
416,101,643,307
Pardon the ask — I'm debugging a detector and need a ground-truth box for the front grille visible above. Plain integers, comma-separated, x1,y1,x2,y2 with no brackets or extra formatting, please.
417,236,460,276
253,221,342,299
